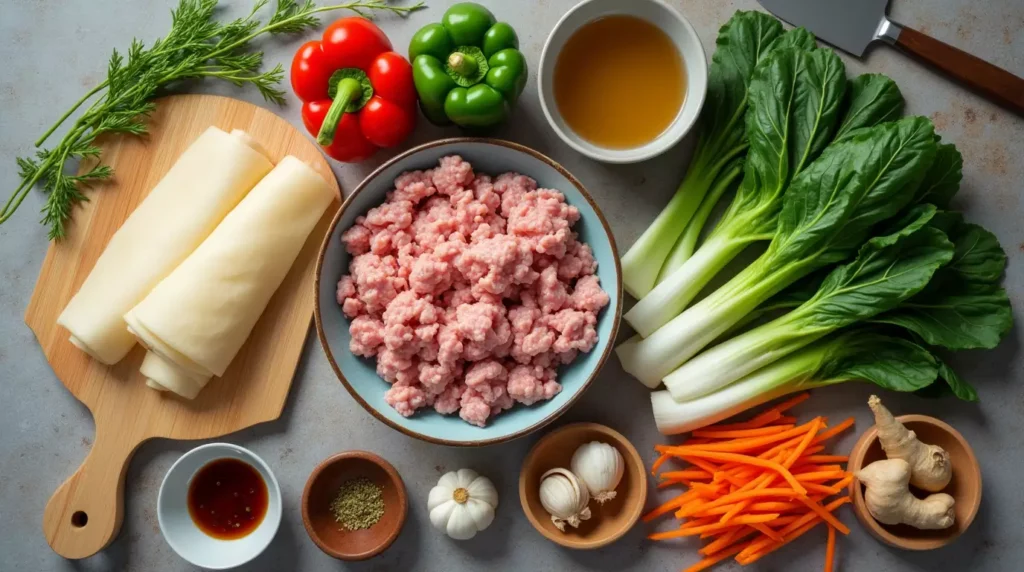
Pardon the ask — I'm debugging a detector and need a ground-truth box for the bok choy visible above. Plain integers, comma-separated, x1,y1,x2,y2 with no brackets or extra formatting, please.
626,72,903,337
618,117,940,387
662,204,955,401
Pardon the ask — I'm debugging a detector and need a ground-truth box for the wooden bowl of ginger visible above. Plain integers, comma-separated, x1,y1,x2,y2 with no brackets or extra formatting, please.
848,414,982,550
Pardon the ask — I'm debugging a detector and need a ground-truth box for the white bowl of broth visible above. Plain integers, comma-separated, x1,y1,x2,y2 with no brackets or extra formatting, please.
539,0,707,163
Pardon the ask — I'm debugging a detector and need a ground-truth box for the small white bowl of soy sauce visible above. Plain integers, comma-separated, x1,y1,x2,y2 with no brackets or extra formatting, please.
158,443,282,569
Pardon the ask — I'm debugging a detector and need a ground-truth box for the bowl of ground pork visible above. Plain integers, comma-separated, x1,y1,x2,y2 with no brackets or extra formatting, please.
315,138,621,446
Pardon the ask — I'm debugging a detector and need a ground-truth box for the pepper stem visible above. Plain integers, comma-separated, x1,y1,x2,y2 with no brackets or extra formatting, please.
317,77,362,146
448,52,478,77
452,487,469,504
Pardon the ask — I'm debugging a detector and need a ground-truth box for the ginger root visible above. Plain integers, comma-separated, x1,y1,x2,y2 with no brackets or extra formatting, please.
857,459,955,530
868,395,952,492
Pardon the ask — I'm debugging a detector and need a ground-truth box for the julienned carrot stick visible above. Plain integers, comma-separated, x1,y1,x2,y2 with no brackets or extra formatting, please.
803,455,849,464
661,469,713,481
693,424,797,439
783,418,822,468
676,451,806,494
749,522,783,542
681,516,720,529
643,490,698,522
776,415,798,424
700,527,756,556
684,543,748,572
796,470,848,482
793,464,844,474
705,410,782,432
797,495,850,535
651,453,671,475
649,514,781,540
825,524,836,572
813,418,855,444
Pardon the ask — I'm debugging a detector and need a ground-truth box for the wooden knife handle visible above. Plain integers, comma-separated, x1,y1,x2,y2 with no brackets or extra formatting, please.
894,26,1024,115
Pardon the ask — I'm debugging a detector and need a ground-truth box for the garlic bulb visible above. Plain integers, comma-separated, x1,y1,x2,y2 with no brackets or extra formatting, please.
427,469,498,540
539,468,591,531
571,441,624,503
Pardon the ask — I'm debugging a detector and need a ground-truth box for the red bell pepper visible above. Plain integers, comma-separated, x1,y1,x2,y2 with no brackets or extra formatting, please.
291,18,417,163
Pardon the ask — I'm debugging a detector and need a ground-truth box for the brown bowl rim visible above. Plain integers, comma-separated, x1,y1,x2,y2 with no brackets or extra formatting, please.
518,422,647,549
313,137,623,447
848,414,982,551
300,450,408,560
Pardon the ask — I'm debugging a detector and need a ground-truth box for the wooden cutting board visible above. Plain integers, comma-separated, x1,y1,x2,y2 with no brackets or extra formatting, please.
24,94,340,559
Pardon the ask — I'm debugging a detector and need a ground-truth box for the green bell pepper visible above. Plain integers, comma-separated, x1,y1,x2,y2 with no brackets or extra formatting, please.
409,2,527,128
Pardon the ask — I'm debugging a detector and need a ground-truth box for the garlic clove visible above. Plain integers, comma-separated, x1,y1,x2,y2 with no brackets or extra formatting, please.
455,468,481,489
571,441,625,505
429,500,458,533
467,476,499,507
465,497,495,531
437,471,461,491
446,504,479,540
539,468,590,532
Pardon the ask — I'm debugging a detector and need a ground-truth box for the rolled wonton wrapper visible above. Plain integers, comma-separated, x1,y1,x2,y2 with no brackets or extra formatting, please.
125,156,336,398
56,127,274,364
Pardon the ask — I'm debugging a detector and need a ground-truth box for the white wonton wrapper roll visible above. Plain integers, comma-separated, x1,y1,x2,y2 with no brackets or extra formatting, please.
125,156,336,398
56,127,274,364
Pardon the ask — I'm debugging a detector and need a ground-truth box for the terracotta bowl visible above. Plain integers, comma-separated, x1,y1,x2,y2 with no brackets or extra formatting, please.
519,423,647,549
848,414,982,550
301,451,407,560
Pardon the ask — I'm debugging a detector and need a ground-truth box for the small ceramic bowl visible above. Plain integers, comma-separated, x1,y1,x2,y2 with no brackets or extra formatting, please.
157,443,282,570
848,414,982,550
315,138,621,446
519,423,647,549
301,451,407,560
538,0,708,163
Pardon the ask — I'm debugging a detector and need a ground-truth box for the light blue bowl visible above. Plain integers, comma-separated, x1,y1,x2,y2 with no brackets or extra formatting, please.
314,139,621,446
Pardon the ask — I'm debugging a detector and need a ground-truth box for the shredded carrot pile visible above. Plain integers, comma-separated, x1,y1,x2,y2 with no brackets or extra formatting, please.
645,393,854,572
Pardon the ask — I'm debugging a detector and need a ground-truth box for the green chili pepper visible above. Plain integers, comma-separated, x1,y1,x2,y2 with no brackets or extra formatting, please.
409,2,527,128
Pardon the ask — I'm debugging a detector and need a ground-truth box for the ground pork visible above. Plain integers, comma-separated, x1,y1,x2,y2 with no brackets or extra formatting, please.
338,156,609,426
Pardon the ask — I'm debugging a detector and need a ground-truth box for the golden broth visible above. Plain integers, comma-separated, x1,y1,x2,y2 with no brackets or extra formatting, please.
554,15,686,149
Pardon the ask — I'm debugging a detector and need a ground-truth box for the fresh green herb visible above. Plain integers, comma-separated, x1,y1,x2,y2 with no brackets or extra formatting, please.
652,330,955,434
3,0,424,240
620,11,786,299
617,117,939,387
330,477,385,531
662,204,955,401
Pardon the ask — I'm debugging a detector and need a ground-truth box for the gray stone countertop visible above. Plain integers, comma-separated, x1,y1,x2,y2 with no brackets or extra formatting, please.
1,0,1022,570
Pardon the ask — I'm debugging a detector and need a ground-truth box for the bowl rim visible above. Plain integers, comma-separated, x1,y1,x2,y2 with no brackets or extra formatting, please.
313,137,623,447
847,414,983,551
537,0,709,164
156,442,282,570
517,422,647,549
300,450,408,561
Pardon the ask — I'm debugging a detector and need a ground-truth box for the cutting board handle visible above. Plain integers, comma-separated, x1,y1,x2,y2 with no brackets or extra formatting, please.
43,424,146,559
894,26,1024,115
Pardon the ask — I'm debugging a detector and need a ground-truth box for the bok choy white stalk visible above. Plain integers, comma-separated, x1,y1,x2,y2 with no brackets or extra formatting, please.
651,331,953,435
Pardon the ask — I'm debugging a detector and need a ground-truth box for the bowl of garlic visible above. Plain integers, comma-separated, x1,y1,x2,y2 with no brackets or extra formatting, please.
518,422,646,549
848,396,982,551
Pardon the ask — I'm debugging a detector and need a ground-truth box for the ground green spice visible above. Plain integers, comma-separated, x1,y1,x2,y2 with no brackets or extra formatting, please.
329,477,385,531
